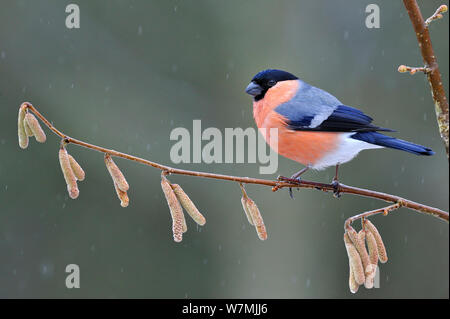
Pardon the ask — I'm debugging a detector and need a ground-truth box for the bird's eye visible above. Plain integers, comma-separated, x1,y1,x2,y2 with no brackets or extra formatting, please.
268,80,276,87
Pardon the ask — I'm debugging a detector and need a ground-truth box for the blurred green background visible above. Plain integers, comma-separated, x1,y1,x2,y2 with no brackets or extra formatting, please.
0,0,448,298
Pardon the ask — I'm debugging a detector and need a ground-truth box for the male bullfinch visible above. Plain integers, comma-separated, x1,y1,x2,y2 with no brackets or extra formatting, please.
245,69,434,188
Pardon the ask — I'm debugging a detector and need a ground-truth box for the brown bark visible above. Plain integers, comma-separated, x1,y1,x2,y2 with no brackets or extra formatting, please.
403,0,449,158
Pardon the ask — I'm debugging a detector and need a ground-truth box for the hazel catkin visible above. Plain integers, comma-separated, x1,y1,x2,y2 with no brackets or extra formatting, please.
344,232,365,285
245,197,267,241
104,154,129,192
18,105,28,149
161,175,184,243
24,113,46,143
347,226,371,278
68,154,85,181
171,184,206,226
364,219,388,263
58,147,79,199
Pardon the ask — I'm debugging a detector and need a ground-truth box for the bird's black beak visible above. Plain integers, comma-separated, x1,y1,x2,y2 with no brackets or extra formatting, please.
245,81,262,97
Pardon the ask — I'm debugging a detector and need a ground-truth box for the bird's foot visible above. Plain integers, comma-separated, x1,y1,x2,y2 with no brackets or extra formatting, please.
331,179,341,198
277,175,302,199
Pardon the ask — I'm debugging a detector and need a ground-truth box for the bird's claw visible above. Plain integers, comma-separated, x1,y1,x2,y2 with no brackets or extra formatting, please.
278,175,302,199
332,179,341,198
288,187,295,199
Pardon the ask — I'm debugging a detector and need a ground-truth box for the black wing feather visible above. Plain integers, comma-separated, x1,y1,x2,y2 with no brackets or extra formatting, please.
288,105,394,132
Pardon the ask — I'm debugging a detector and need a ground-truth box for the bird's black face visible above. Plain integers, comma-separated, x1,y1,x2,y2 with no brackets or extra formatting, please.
245,69,298,101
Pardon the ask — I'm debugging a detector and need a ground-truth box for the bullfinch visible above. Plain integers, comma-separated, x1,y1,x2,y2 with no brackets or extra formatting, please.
245,69,434,188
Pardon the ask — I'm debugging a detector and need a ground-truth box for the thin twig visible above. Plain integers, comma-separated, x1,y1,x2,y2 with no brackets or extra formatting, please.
402,0,449,158
21,102,449,223
345,203,401,230
398,65,432,75
425,4,448,26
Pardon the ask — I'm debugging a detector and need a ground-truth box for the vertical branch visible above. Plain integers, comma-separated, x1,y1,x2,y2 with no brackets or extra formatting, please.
402,0,449,158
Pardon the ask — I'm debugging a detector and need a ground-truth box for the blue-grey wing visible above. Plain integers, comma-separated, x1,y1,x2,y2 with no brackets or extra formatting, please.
275,82,393,132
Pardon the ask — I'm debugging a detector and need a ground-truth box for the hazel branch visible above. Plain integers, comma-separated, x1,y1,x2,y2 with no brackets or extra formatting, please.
20,102,448,223
402,0,449,158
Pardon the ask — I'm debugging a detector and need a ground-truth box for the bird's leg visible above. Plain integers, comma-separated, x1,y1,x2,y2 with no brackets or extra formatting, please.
331,164,341,198
277,166,310,199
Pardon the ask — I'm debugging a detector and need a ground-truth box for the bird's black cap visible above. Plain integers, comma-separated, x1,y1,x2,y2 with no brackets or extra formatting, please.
251,69,298,83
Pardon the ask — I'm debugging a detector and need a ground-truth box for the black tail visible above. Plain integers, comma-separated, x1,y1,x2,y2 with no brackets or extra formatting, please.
351,132,434,155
